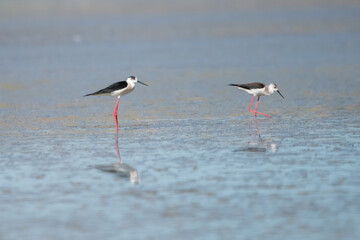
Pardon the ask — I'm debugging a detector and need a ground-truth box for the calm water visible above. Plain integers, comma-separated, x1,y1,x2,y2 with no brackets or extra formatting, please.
1,1,360,240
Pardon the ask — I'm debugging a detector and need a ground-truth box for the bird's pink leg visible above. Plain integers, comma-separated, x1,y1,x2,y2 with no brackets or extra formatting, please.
113,96,120,132
248,96,256,112
254,96,271,118
248,96,259,118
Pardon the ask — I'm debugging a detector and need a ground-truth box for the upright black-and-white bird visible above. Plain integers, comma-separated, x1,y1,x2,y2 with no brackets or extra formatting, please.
84,76,148,131
229,82,284,118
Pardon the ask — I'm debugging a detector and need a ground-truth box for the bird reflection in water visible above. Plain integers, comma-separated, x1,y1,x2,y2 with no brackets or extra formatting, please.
234,119,278,153
96,132,140,184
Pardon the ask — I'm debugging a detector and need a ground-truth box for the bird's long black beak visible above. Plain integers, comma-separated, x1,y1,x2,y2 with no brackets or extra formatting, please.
138,81,148,86
277,90,285,99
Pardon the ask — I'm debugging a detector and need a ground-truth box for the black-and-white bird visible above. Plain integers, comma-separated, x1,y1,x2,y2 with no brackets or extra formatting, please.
229,82,284,118
84,76,148,131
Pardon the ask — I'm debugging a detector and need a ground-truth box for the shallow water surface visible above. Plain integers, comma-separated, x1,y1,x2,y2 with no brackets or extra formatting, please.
1,1,360,240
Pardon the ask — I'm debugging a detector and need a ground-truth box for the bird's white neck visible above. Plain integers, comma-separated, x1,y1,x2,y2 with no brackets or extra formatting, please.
127,80,136,89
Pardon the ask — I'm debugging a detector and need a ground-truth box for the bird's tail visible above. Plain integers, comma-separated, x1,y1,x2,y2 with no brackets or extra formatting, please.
83,89,106,97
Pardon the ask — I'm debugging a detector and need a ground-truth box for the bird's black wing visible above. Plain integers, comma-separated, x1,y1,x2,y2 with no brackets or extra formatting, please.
84,81,128,96
229,82,265,90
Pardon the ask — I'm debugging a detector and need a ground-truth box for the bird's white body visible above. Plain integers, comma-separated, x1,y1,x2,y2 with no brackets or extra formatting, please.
238,83,278,97
243,87,268,96
111,79,136,97
85,76,147,98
